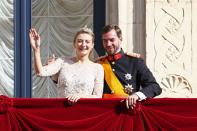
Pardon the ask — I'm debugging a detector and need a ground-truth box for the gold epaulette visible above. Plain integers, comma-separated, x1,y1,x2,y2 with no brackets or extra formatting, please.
95,55,107,62
125,52,141,58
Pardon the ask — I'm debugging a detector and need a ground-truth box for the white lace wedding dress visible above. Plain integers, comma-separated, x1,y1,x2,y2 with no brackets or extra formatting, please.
38,57,104,98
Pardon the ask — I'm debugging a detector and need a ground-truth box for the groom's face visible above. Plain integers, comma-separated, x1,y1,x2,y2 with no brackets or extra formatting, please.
102,29,121,55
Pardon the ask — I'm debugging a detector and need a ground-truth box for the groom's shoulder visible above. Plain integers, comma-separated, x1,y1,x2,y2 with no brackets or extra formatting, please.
95,55,107,62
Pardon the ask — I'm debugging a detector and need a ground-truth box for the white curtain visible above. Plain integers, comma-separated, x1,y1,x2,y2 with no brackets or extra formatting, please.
32,0,94,97
0,0,14,97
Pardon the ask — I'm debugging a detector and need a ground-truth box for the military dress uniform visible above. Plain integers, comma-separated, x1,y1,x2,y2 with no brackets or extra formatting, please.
98,49,162,98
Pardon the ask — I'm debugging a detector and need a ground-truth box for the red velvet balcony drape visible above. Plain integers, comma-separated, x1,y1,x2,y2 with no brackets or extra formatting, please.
1,95,197,131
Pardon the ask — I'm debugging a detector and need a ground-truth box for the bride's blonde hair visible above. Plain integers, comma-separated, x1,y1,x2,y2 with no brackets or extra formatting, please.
73,25,95,44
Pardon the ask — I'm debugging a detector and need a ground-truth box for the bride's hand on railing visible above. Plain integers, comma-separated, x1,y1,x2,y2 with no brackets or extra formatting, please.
66,94,81,105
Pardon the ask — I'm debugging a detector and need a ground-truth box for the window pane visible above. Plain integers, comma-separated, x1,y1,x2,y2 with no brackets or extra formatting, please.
0,0,14,97
31,0,93,98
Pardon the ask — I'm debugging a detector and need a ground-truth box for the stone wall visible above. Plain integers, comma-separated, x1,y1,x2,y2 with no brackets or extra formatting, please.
146,0,197,97
106,0,197,98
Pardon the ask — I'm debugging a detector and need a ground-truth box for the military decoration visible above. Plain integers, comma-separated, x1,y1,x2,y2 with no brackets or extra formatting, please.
124,84,133,95
124,73,132,80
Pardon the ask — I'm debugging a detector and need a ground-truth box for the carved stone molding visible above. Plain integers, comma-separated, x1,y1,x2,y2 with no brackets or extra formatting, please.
158,74,192,98
146,0,197,98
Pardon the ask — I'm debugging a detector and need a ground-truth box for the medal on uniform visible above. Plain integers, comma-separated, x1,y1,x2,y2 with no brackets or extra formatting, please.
124,73,133,94
124,84,133,95
124,73,132,80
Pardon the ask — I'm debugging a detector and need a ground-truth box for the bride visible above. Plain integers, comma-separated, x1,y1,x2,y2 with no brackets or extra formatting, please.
29,26,104,105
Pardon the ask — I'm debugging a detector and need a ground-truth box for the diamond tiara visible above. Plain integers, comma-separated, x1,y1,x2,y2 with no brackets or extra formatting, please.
80,25,93,34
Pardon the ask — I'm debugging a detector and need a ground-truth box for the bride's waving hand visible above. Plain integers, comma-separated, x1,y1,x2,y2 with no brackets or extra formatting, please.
29,28,41,51
29,28,43,74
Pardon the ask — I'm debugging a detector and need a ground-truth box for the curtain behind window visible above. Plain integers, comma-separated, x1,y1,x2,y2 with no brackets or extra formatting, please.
0,0,14,97
31,0,93,98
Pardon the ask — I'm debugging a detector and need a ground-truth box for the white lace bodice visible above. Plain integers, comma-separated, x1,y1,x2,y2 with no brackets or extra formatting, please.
38,57,104,98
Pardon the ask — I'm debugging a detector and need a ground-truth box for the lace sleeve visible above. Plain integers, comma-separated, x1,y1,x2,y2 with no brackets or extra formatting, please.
37,58,64,77
92,64,104,98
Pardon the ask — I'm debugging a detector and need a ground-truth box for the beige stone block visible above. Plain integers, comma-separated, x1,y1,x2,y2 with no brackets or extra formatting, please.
146,0,197,98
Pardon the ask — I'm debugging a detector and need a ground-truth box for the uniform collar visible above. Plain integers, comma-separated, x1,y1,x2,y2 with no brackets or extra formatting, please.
107,49,124,61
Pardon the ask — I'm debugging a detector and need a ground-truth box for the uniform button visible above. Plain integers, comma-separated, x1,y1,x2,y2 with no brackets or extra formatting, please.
112,69,115,71
112,61,115,65
111,90,114,94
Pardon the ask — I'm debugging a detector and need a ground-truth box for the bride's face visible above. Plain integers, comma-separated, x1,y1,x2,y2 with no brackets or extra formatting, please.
74,33,94,57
